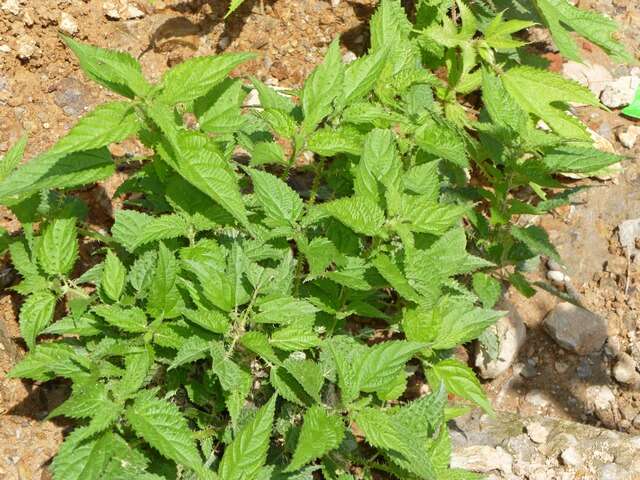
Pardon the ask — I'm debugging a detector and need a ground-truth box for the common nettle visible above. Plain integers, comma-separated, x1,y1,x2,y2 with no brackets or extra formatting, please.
0,1,627,479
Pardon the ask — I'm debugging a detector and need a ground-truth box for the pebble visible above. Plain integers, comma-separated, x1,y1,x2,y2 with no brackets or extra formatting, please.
525,389,551,408
526,422,550,444
546,269,566,286
555,360,570,373
125,4,145,19
475,314,526,379
218,36,230,50
600,463,620,480
562,61,613,97
585,385,616,411
613,352,640,385
103,1,121,19
0,44,10,54
560,446,583,467
576,358,592,379
16,36,36,61
601,75,640,109
342,50,357,63
59,12,79,36
1,0,20,15
54,77,91,117
543,302,608,355
451,446,513,474
618,125,640,149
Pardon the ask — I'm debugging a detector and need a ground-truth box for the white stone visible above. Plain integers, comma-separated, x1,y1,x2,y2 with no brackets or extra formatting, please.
331,0,341,6
218,36,230,50
601,75,640,109
585,385,616,411
125,4,145,19
546,269,566,286
526,422,550,444
243,89,260,108
544,302,607,355
562,61,613,97
560,446,583,467
451,446,513,474
525,389,551,408
16,36,36,60
475,314,526,379
59,13,79,36
1,0,20,15
103,1,121,19
613,352,640,385
618,125,640,149
0,44,10,54
342,50,357,64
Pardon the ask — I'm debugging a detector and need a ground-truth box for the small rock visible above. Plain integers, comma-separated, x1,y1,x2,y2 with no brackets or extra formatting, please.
218,36,230,50
16,36,36,61
125,4,145,19
342,50,357,64
103,1,121,19
525,389,551,408
576,358,592,379
600,463,620,480
560,446,583,467
585,385,616,411
526,422,550,444
546,269,566,286
54,77,92,117
475,314,526,379
613,352,640,385
619,218,640,259
451,446,513,474
601,75,640,109
555,360,570,373
543,302,607,355
0,44,10,54
59,13,79,36
243,89,260,108
618,125,640,149
1,0,20,15
562,61,613,97
331,0,341,6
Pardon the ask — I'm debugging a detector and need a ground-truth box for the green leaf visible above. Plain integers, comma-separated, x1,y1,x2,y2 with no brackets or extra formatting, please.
542,145,621,173
370,0,412,52
248,168,304,227
126,391,202,470
210,342,252,428
502,66,599,140
19,291,56,350
270,326,321,352
158,53,255,103
0,148,114,206
36,218,78,276
481,69,528,134
395,195,466,235
0,135,26,181
427,358,493,414
254,296,318,325
113,347,155,401
283,357,324,402
184,308,230,334
218,395,277,480
51,101,141,157
484,12,535,50
240,331,281,365
415,115,468,167
49,380,112,420
112,210,190,253
472,272,502,309
535,0,632,63
147,243,183,319
62,35,150,98
357,340,425,393
102,250,127,301
52,429,115,480
287,406,345,472
354,128,401,203
225,0,246,17
8,342,90,381
169,336,210,369
301,38,344,133
323,196,386,237
93,304,148,333
196,78,247,134
372,254,421,303
510,225,560,262
306,127,364,156
342,48,388,104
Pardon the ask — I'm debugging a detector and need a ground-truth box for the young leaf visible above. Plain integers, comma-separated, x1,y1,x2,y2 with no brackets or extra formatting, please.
158,53,255,104
112,210,190,253
323,196,386,237
8,342,91,381
218,395,277,480
93,304,148,333
283,357,324,402
510,225,560,262
63,35,150,98
19,290,56,350
286,406,345,472
415,115,469,167
126,391,203,470
101,250,127,301
341,48,388,104
0,135,26,181
248,168,304,227
52,429,116,480
472,272,502,309
36,218,78,277
169,336,210,370
147,243,183,319
427,359,493,414
301,38,344,133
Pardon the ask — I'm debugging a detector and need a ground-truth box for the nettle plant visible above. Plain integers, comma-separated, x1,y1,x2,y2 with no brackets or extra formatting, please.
0,0,629,479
